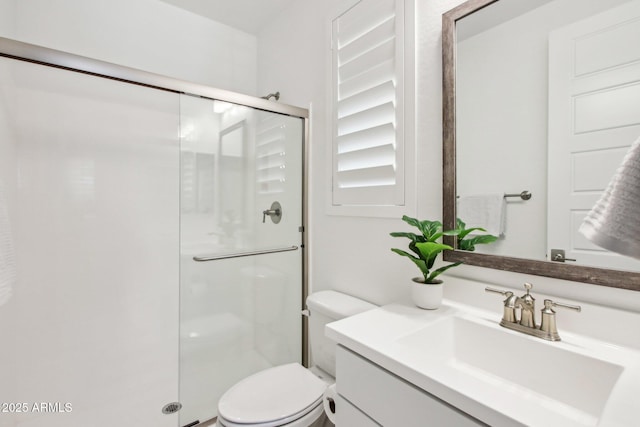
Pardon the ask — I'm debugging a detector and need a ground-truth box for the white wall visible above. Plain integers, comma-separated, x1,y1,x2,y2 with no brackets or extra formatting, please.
0,0,14,36
0,0,257,95
257,0,419,306
257,0,640,312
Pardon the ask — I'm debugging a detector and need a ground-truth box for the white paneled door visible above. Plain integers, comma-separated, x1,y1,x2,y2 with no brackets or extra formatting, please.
548,0,640,271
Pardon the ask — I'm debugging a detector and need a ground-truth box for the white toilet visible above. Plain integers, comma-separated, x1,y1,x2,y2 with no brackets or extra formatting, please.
216,290,376,427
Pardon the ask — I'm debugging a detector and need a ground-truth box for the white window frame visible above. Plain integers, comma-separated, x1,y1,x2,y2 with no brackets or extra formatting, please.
326,0,415,218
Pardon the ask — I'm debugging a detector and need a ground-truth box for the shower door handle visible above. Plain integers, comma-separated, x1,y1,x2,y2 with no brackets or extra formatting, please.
193,245,299,262
262,208,280,223
262,201,282,224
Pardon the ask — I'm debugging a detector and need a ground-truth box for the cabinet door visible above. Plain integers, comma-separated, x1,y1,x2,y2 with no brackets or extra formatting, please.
336,395,380,426
336,346,484,427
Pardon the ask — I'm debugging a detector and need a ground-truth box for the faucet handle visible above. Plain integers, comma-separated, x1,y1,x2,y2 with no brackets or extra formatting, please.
485,286,514,297
543,299,581,312
539,299,581,341
485,287,518,323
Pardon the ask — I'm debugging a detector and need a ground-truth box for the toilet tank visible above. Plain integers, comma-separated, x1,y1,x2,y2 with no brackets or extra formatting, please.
306,290,376,377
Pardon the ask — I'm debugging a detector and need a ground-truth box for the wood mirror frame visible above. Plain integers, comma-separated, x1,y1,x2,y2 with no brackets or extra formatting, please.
441,0,640,290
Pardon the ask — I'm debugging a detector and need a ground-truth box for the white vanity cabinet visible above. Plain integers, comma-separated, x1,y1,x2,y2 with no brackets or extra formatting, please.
335,345,484,426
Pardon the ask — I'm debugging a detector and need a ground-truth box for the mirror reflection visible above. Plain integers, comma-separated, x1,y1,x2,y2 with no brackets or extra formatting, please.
455,0,640,272
220,121,247,231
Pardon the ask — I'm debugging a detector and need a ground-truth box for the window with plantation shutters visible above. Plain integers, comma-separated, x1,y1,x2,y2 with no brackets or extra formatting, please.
331,0,405,208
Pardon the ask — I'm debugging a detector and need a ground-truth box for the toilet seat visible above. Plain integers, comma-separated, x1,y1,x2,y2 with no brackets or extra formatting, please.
217,400,324,427
217,363,327,427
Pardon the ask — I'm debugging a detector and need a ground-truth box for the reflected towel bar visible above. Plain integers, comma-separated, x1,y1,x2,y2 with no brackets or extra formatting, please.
193,245,299,262
456,191,532,201
504,191,532,200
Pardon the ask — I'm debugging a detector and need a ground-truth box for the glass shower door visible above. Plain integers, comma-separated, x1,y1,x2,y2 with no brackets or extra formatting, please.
178,95,304,426
0,55,180,427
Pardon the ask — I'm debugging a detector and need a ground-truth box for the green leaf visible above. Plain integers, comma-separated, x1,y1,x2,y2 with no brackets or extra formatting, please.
391,248,416,259
415,242,452,269
471,234,498,244
457,226,487,240
401,215,422,229
458,239,474,251
391,248,429,280
390,231,422,242
427,262,462,282
399,216,445,241
420,220,443,240
429,231,445,242
408,241,422,259
459,234,498,251
409,258,429,281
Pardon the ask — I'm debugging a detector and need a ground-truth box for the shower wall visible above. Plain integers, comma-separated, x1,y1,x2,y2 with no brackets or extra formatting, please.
0,58,180,426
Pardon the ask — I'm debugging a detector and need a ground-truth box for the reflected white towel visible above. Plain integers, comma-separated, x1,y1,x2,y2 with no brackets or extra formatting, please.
457,193,506,236
0,180,16,306
580,137,640,259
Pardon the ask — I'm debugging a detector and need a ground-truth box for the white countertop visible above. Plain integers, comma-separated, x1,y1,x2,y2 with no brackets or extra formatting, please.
326,300,640,427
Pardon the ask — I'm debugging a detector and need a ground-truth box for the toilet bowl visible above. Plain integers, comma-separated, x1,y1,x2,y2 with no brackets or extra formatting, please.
215,290,376,427
216,363,328,427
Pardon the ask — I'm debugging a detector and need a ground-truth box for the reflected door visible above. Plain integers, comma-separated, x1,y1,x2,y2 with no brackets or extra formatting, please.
548,1,640,271
179,95,304,425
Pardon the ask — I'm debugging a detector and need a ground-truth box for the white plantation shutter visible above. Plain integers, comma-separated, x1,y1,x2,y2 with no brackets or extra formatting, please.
332,0,404,207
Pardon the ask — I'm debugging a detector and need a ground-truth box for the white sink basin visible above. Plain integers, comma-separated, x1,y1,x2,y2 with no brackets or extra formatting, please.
326,302,640,426
395,315,623,425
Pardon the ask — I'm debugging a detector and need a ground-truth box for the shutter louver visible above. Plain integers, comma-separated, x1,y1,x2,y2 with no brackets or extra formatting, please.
332,0,404,206
256,113,286,195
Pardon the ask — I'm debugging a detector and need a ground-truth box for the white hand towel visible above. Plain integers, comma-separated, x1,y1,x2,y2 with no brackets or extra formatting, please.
580,136,640,259
457,193,506,236
0,180,16,306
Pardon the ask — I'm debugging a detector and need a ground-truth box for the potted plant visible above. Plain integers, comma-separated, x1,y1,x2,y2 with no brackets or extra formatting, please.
390,215,496,309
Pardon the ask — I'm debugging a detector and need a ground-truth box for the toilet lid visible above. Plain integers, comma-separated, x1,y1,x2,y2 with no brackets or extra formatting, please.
218,363,327,425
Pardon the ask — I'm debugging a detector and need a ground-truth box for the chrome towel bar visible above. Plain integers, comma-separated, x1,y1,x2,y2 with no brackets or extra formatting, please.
456,191,532,201
504,191,532,200
193,245,299,262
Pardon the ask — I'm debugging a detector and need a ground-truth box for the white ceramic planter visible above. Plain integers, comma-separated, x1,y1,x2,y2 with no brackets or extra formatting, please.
411,278,443,310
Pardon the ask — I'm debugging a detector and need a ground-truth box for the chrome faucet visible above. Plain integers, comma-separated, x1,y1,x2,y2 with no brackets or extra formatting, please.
485,283,581,341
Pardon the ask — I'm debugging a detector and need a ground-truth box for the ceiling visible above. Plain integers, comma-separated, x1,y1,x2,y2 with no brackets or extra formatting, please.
159,0,296,34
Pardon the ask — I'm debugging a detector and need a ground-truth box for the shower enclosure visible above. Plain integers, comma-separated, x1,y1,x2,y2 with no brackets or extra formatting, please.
0,37,307,427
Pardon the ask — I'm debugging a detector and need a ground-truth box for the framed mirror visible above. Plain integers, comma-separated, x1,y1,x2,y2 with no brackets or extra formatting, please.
442,0,640,290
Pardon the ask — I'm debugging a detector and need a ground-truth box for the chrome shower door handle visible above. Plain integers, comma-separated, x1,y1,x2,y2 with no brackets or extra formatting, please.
262,201,282,224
